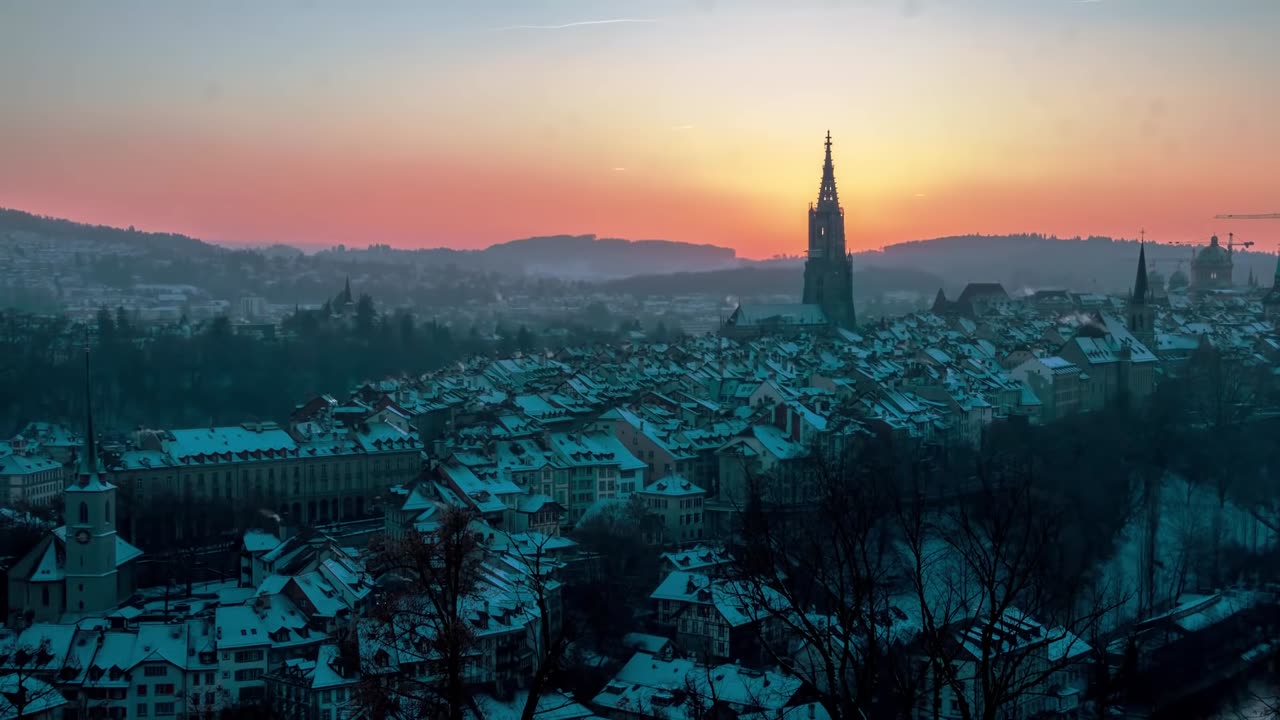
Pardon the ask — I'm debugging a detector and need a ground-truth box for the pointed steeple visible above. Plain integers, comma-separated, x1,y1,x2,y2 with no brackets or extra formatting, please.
79,346,99,480
1132,241,1149,305
816,131,839,209
342,275,353,305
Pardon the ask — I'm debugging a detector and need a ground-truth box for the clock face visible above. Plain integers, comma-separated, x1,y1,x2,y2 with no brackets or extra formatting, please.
75,529,91,544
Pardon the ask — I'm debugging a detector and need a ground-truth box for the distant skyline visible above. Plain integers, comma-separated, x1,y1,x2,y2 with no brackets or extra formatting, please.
2,0,1278,259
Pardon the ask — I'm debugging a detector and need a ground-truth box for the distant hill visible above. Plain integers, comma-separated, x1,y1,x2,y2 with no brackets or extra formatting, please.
858,233,1278,296
319,234,741,279
599,264,944,300
4,208,1273,302
0,208,220,259
0,209,743,281
482,234,738,279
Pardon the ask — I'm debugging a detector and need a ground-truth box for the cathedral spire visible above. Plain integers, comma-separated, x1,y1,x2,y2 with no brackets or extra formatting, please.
817,131,839,209
1132,240,1149,304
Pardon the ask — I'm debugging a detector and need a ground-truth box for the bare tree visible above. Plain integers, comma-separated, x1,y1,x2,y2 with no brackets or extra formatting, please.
901,454,1130,720
0,637,69,719
495,530,576,720
724,435,914,720
348,505,484,720
570,495,662,653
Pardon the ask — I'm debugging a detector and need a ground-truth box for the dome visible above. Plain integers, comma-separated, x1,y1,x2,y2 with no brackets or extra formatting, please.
1195,235,1232,267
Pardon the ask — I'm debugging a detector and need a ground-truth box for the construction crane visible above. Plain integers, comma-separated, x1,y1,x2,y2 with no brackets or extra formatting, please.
1163,234,1252,253
1214,213,1280,252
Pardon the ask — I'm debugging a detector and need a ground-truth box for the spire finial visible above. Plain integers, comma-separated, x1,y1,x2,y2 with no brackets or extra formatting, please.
1140,228,1145,244
816,131,838,207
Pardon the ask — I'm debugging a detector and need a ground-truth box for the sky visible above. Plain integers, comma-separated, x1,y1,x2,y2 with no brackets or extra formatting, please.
1,0,1278,259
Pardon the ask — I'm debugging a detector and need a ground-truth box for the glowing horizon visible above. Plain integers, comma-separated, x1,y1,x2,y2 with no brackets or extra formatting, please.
2,0,1277,259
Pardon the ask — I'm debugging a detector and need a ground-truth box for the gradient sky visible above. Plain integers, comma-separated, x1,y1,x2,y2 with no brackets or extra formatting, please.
2,0,1278,258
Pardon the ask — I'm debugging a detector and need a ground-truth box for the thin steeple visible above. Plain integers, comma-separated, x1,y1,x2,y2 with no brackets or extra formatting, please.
816,131,839,209
79,346,99,480
1132,240,1149,304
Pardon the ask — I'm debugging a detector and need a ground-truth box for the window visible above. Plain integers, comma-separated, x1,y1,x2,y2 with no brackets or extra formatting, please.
137,705,148,717
156,683,175,695
234,668,264,682
155,702,175,716
41,585,49,606
79,501,88,524
145,665,167,677
105,500,111,522
234,649,264,663
137,685,148,696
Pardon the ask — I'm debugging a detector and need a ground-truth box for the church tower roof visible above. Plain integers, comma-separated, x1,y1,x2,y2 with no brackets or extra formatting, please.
1132,241,1149,304
69,347,112,492
816,130,839,210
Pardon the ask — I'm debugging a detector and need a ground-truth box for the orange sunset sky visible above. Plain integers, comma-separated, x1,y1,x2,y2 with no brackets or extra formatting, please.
1,0,1277,259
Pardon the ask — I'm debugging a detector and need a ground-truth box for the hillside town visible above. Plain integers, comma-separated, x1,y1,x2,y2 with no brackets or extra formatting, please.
2,136,1280,720
1,237,1278,718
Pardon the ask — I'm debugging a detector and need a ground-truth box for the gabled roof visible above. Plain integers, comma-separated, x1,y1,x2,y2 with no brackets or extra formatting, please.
728,303,828,327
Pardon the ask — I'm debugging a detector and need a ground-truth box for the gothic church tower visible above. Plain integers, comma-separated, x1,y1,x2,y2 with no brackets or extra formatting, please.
802,132,857,329
1128,241,1155,349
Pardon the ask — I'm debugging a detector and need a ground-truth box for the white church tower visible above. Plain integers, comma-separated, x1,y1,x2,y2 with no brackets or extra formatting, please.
64,348,120,614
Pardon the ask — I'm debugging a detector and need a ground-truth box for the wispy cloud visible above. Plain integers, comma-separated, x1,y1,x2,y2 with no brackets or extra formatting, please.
492,18,659,32
612,167,627,172
672,124,695,130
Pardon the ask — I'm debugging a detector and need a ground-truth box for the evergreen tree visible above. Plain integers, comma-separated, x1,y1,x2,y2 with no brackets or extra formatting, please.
115,306,132,339
398,311,415,347
96,306,115,343
516,325,535,353
355,294,376,336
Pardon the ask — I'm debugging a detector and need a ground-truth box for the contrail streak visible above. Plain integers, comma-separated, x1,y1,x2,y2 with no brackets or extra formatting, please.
492,18,659,31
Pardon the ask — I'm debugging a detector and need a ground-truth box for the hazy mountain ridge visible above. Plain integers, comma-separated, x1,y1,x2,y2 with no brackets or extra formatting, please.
865,233,1278,295
601,265,944,301
483,234,738,279
3,208,1275,301
0,210,742,280
0,208,221,259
